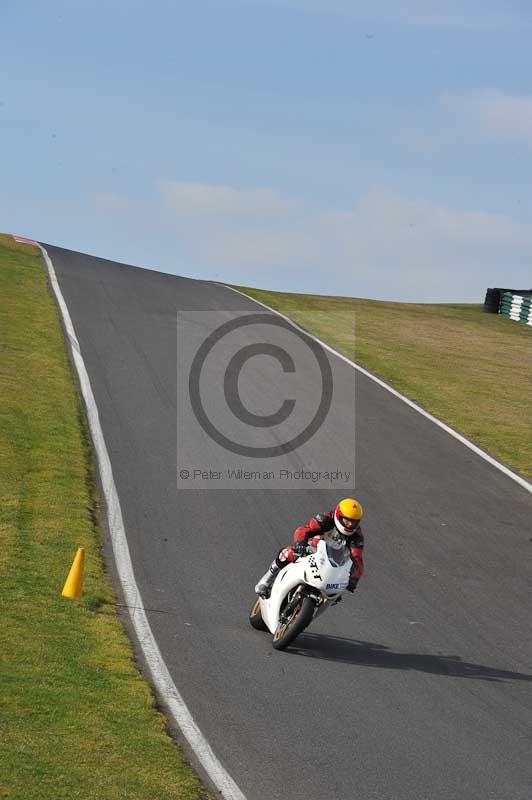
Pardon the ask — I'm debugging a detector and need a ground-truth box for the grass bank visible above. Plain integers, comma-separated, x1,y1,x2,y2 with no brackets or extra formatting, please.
0,234,209,799
234,286,532,479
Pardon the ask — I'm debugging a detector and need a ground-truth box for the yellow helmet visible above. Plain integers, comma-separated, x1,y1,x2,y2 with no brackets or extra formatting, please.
334,498,364,537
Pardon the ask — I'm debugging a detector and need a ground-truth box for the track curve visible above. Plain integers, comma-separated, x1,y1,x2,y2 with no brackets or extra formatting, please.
44,244,532,800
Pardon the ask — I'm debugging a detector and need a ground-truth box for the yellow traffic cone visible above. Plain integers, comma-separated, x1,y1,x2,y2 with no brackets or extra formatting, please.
62,547,85,599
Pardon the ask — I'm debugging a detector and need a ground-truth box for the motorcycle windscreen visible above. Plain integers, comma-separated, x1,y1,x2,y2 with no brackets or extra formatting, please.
325,540,350,567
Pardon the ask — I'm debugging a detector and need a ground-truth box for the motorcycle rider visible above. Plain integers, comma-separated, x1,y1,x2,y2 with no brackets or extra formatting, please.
254,498,365,599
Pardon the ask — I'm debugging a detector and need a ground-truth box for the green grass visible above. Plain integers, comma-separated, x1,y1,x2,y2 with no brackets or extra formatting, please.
0,234,210,800
233,285,532,479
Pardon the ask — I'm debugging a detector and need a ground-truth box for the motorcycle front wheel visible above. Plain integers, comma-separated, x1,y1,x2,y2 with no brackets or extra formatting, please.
249,597,268,631
272,595,315,650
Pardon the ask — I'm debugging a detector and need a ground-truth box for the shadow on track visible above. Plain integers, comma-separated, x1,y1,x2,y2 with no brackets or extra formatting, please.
288,633,532,683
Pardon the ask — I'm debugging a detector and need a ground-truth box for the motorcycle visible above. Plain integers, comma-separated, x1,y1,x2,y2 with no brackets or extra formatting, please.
249,534,352,650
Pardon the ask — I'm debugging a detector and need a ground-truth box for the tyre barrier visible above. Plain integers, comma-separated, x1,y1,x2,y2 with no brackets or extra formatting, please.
498,291,532,327
483,287,502,313
483,287,532,317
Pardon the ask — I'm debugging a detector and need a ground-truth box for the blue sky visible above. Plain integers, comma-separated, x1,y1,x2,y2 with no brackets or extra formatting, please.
2,0,532,300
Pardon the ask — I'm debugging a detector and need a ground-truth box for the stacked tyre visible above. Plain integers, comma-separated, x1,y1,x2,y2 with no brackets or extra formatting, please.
483,287,532,314
499,292,532,326
483,288,500,314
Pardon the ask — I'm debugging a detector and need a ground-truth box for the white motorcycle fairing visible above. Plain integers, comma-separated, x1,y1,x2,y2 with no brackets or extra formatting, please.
259,537,352,635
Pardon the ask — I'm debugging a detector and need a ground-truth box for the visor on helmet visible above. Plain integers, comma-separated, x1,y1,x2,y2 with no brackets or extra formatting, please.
340,516,360,532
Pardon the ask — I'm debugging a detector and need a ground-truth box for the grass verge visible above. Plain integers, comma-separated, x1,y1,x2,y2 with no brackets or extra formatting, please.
233,285,532,480
0,234,210,800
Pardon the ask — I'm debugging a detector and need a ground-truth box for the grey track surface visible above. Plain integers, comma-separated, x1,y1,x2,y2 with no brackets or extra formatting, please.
45,244,532,800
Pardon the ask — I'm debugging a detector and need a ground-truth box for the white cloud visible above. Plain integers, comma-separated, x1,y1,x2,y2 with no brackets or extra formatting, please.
159,182,532,301
197,228,316,266
90,192,132,213
320,188,532,277
445,90,532,143
159,180,297,217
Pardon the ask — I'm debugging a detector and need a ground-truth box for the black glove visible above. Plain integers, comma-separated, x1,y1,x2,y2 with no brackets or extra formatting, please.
346,578,358,593
293,541,308,556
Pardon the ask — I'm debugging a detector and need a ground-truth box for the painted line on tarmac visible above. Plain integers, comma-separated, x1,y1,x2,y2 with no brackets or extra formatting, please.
13,234,39,246
39,245,247,800
220,284,532,496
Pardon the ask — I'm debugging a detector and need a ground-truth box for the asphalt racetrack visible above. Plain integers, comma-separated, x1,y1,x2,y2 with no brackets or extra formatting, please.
45,244,532,800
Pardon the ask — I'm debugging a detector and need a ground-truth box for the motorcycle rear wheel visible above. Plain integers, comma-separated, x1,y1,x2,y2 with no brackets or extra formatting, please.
272,595,315,650
249,597,268,631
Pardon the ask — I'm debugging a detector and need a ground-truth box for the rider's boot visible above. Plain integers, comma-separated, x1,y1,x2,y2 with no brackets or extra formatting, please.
254,560,280,599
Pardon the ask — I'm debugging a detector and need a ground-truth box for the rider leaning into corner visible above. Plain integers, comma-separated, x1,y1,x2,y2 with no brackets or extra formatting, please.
255,497,365,598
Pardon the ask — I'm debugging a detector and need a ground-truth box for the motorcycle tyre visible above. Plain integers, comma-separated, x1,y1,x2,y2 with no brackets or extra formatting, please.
249,597,268,631
272,595,315,650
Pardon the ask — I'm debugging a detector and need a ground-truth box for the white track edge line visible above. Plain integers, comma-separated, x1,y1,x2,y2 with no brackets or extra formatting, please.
39,245,247,800
219,284,532,496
